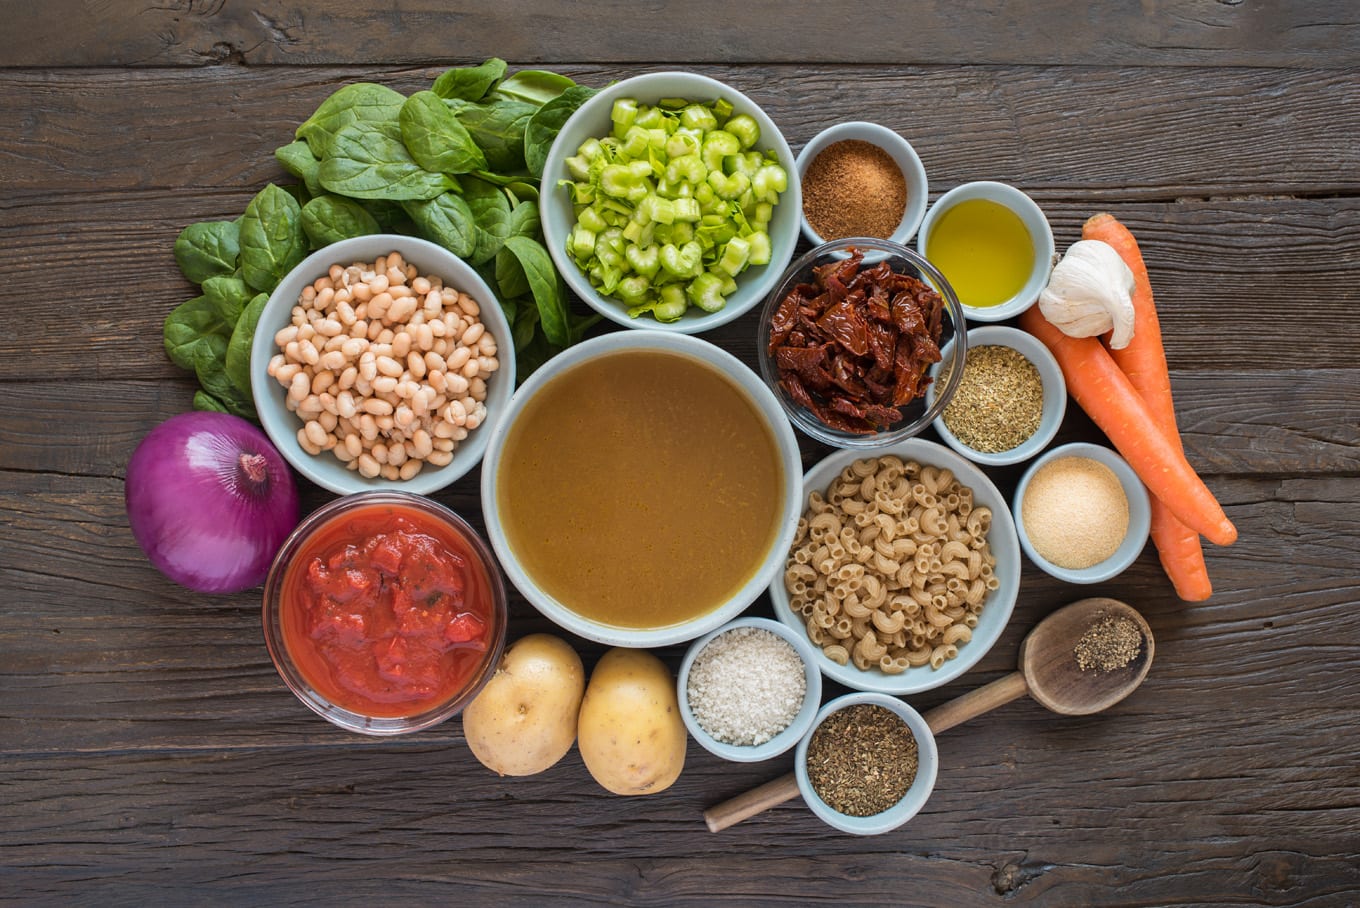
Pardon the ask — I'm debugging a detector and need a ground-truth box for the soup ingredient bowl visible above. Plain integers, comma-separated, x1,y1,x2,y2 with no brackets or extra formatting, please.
797,121,929,247
678,616,823,763
1014,442,1152,583
481,330,804,648
262,491,508,736
770,437,1020,695
251,234,515,495
917,180,1055,322
927,324,1066,467
757,236,967,448
539,71,801,334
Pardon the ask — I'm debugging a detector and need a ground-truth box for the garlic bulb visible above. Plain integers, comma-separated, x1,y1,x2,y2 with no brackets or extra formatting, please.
1038,240,1137,349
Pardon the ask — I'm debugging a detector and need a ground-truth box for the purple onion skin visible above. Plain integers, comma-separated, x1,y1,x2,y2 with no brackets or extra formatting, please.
125,412,301,595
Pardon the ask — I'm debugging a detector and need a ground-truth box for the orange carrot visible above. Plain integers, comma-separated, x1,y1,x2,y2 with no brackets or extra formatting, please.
1082,213,1214,600
1019,306,1238,547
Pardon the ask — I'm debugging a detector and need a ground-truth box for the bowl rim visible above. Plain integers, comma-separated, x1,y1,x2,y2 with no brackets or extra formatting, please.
794,692,939,836
479,329,805,648
260,491,508,736
677,616,824,763
769,437,1021,694
927,324,1068,467
1013,441,1153,583
795,120,929,247
756,236,968,449
250,234,516,496
538,70,802,335
916,179,1056,322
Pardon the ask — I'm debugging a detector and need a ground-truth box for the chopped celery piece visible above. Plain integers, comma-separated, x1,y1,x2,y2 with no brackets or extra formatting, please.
701,131,742,171
621,125,650,159
680,104,718,132
636,194,676,225
725,114,760,149
570,225,596,260
708,170,750,201
687,272,727,312
611,99,638,133
716,235,750,277
713,97,734,121
746,230,772,266
578,206,608,233
665,132,701,159
671,198,701,222
625,243,661,277
660,241,703,278
654,285,688,321
616,275,651,306
753,164,788,201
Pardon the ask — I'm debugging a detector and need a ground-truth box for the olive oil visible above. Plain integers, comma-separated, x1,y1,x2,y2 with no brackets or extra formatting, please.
926,198,1035,308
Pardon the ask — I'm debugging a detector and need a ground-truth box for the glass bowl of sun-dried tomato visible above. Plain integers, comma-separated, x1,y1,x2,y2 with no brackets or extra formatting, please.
758,237,967,447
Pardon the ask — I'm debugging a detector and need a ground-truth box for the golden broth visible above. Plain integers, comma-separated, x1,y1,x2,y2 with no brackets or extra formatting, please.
496,351,784,629
926,198,1035,308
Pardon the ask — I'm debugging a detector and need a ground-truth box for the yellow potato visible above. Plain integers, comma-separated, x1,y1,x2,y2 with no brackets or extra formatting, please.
462,633,585,777
577,647,686,796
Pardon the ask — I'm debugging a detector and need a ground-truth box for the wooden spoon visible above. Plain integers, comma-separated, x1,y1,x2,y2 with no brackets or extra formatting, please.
703,597,1154,832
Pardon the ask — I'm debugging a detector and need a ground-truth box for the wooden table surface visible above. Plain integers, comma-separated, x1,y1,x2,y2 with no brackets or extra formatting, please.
4,3,1358,905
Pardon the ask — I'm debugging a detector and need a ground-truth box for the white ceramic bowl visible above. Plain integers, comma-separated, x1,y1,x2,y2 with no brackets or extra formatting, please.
479,330,804,648
926,325,1066,466
916,180,1055,322
1013,442,1153,584
795,692,939,836
677,617,823,763
539,71,801,334
770,437,1021,695
796,121,929,247
251,235,514,496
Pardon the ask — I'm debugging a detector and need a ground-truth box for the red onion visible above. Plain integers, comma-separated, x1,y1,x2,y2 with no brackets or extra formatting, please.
126,412,300,594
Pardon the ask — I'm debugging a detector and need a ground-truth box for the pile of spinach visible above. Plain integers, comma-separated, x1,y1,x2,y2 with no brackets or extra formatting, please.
166,59,599,416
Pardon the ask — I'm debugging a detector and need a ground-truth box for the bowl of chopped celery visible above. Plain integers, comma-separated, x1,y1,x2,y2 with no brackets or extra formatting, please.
540,71,801,334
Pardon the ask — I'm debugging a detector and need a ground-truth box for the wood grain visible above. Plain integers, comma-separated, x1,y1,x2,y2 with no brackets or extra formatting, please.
3,8,1359,903
3,1,1358,69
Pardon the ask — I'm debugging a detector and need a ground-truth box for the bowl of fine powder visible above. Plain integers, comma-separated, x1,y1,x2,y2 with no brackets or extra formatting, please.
677,616,823,763
1013,442,1152,583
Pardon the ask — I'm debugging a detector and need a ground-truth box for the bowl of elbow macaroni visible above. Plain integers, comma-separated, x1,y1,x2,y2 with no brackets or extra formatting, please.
769,438,1021,695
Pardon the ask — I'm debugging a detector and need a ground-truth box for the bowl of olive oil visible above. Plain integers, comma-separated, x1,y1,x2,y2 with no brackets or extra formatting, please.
918,181,1055,322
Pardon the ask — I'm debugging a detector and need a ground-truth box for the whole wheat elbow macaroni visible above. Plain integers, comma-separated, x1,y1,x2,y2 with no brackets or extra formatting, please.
785,457,997,673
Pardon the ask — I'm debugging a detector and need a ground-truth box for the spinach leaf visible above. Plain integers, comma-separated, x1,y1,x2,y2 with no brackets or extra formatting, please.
403,192,479,259
319,120,454,201
194,344,254,419
512,297,540,351
452,99,537,173
296,82,406,157
239,184,308,293
491,70,575,107
492,201,542,297
225,292,268,396
174,221,240,285
275,140,325,198
361,199,409,232
302,195,381,248
201,274,252,324
461,176,512,265
163,295,231,372
514,329,555,384
525,84,598,178
431,58,507,102
193,391,230,414
504,181,539,205
501,235,571,347
399,91,489,175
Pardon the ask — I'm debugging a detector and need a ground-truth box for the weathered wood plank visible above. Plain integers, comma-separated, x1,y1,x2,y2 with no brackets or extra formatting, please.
1,475,1352,755
1,367,1356,483
2,736,1356,905
2,65,1356,198
2,193,1358,379
3,1,1358,69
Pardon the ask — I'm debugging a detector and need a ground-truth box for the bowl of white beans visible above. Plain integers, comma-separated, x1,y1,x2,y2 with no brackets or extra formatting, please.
251,234,515,495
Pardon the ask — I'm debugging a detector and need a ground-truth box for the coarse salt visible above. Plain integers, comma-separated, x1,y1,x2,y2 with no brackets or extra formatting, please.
686,627,806,747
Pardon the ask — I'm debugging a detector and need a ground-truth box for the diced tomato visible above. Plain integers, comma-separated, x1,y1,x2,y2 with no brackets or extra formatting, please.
368,535,404,576
445,612,486,646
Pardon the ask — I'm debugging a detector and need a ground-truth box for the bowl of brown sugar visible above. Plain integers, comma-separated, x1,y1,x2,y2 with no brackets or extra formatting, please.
796,122,929,247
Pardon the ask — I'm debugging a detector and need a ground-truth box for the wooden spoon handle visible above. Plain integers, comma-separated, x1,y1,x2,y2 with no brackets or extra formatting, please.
704,772,799,833
924,671,1029,735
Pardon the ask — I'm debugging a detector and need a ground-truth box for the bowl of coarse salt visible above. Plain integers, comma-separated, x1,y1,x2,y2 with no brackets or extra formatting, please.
677,616,823,763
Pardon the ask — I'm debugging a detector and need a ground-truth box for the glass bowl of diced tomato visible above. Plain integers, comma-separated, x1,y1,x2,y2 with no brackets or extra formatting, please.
262,491,507,735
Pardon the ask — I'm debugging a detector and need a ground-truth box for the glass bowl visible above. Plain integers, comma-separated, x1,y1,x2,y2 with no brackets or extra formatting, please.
756,236,967,448
262,491,507,735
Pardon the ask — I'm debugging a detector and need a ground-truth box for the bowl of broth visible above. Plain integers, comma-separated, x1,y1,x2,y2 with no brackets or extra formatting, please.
480,331,804,647
917,181,1055,322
